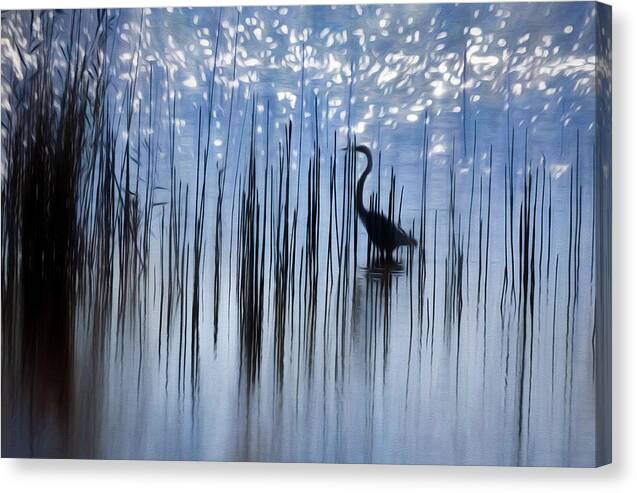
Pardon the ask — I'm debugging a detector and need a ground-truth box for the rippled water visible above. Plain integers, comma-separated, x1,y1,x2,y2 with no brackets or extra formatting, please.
1,3,611,465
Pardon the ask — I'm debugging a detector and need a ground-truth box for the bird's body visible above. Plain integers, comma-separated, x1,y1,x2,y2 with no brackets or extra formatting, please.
354,144,417,261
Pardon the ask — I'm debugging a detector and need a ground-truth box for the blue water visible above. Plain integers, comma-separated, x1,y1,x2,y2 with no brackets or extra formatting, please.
1,3,611,465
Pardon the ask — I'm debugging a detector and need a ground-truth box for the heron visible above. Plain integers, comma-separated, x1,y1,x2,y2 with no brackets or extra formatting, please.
353,144,417,262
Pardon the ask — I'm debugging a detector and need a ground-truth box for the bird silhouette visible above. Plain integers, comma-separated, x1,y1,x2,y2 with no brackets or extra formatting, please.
353,144,417,263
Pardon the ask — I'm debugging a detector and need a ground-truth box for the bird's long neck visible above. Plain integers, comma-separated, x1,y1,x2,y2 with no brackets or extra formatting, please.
355,146,373,218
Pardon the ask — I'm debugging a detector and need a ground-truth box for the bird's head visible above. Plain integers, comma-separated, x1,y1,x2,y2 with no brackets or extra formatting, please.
354,144,372,154
340,144,372,155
